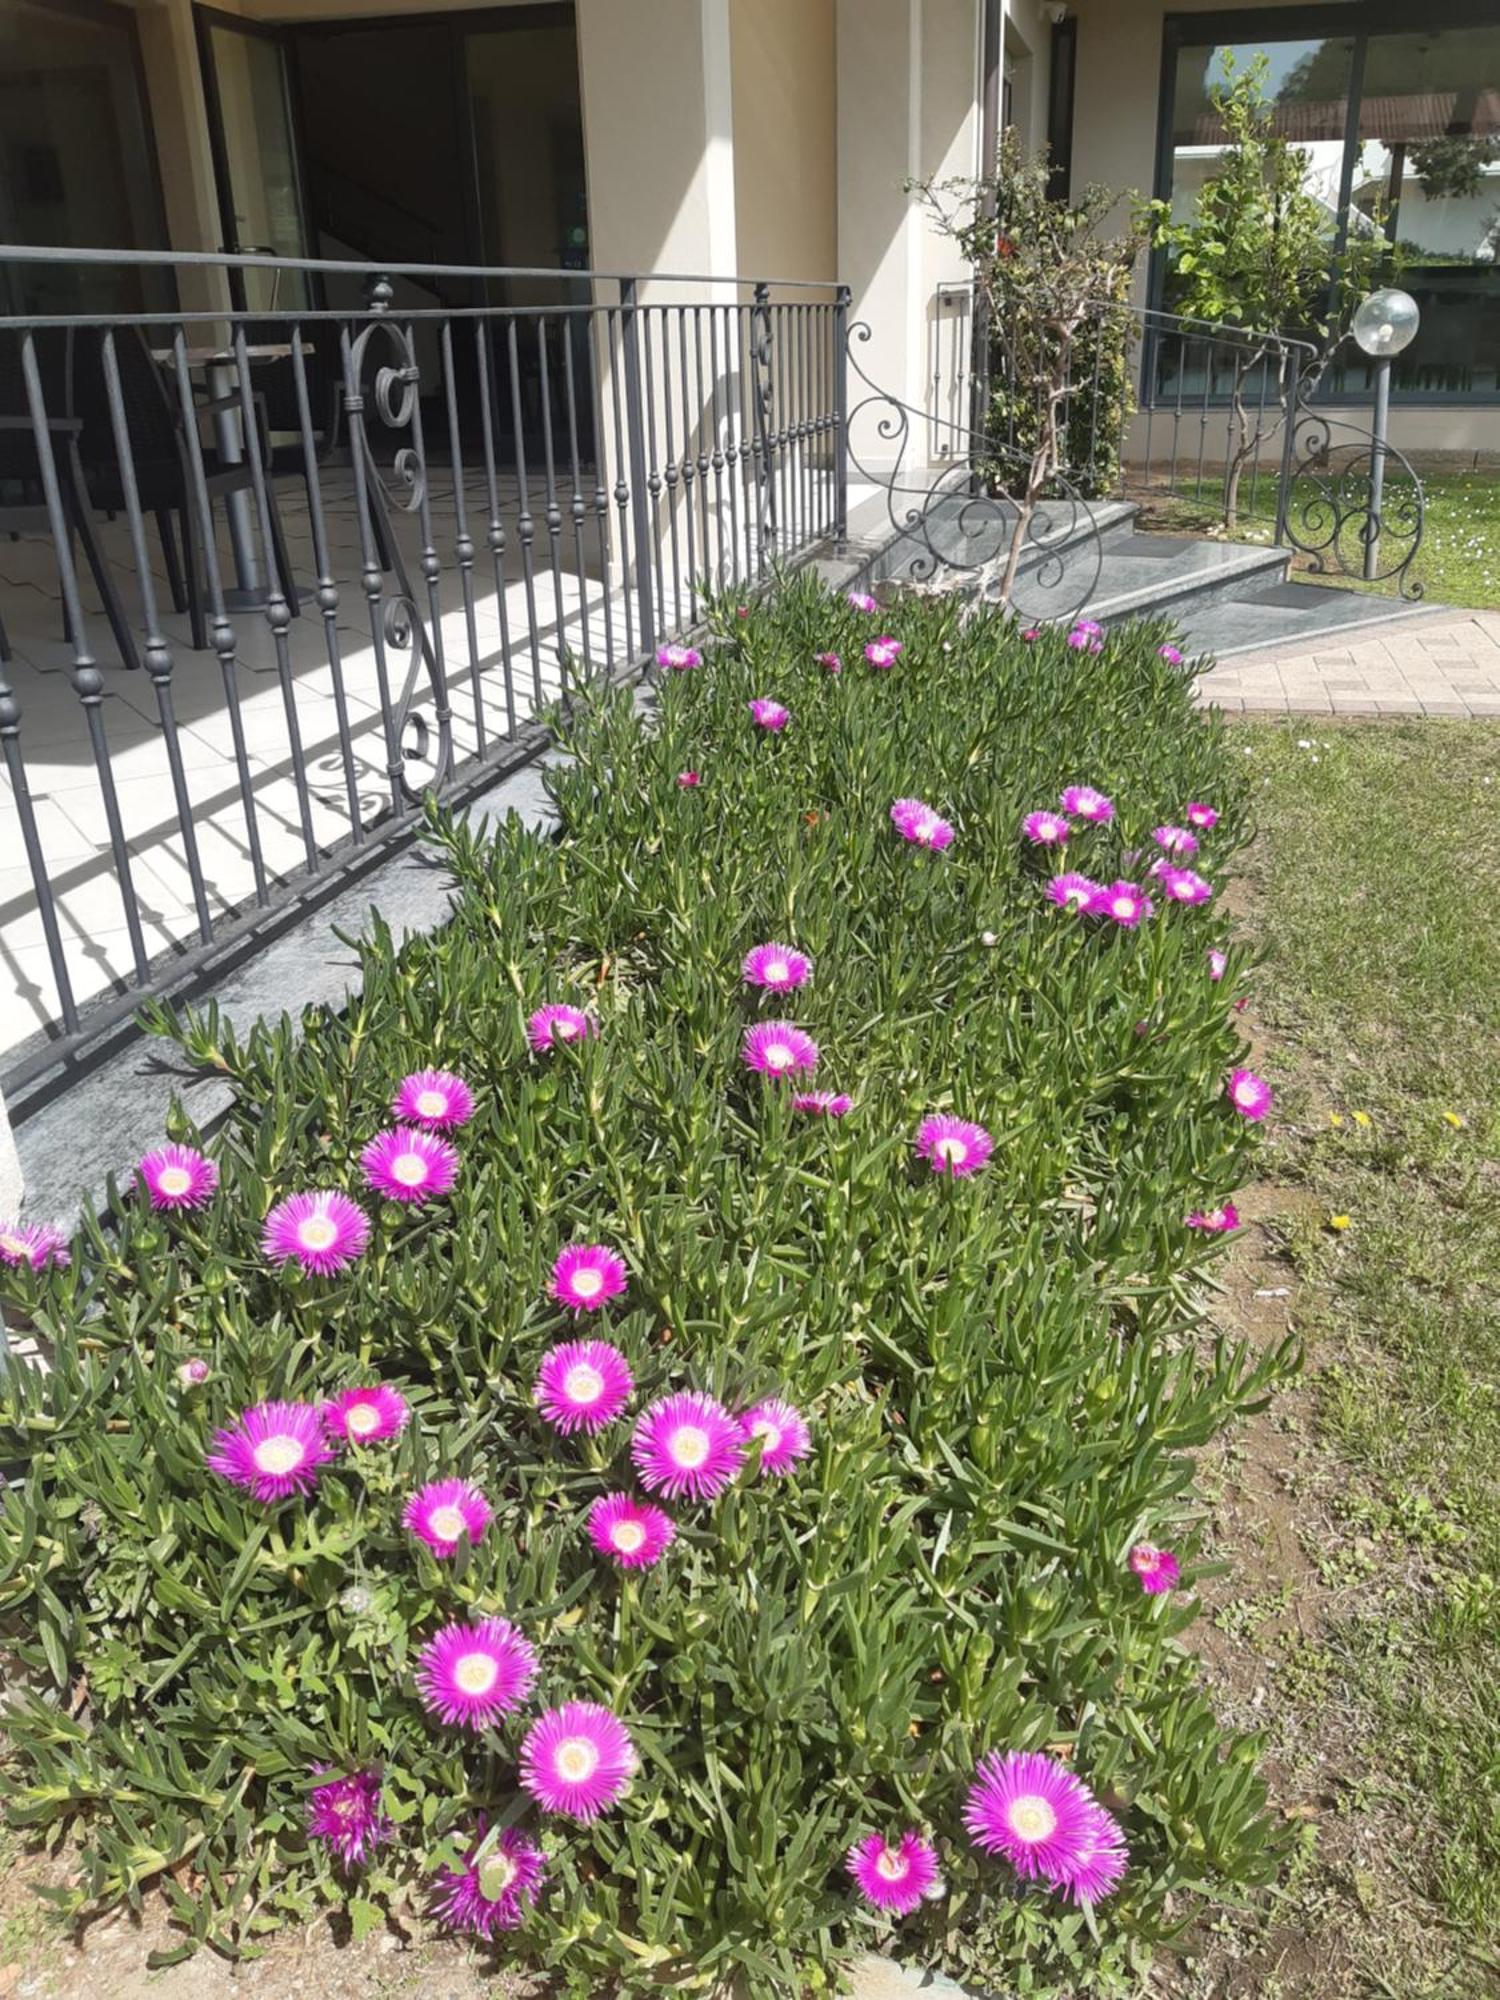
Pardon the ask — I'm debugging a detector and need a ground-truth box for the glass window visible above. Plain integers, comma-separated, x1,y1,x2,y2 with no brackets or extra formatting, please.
1167,40,1355,229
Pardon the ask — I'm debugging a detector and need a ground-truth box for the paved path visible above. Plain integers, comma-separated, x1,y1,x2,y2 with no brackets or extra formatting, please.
1195,605,1500,716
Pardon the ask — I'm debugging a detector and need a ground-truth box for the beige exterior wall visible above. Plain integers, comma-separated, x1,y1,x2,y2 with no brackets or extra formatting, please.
729,0,836,283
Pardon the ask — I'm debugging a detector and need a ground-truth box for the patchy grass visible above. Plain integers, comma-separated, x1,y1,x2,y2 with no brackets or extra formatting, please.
1169,719,1500,1999
1133,471,1500,611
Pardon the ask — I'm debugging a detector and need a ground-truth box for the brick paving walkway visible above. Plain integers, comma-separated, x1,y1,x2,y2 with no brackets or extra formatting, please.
1195,606,1500,716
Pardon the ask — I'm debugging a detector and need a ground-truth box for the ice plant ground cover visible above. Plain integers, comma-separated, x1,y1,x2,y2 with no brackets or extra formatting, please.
0,581,1292,1996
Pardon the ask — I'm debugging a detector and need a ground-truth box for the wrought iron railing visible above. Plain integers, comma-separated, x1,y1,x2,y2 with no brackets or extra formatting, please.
0,248,846,1090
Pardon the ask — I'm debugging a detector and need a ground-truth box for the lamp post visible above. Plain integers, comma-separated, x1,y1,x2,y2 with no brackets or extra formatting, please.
1350,288,1419,580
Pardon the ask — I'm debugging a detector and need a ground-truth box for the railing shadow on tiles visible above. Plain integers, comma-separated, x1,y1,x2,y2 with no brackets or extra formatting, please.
0,247,846,1092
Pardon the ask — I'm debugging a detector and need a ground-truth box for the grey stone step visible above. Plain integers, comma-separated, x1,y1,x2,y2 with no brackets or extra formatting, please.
1085,536,1290,625
1162,576,1437,660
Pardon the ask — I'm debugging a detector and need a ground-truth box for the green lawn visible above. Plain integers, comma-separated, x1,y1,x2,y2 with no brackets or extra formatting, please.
1212,719,1500,1996
1134,470,1500,612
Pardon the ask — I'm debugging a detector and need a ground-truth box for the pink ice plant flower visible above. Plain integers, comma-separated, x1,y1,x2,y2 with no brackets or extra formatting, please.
676,769,702,788
1185,1201,1239,1234
742,1020,819,1079
550,1243,629,1313
632,1390,745,1501
739,1397,811,1476
1023,810,1071,847
748,698,790,732
322,1385,410,1446
890,798,954,850
391,1068,474,1130
1060,785,1114,824
963,1750,1127,1904
307,1768,389,1871
587,1492,677,1569
915,1114,994,1177
847,589,878,613
206,1401,335,1505
415,1616,538,1731
1157,866,1213,907
0,1221,70,1271
742,942,812,992
520,1702,638,1822
655,643,702,670
404,1478,494,1558
1045,872,1100,915
864,636,903,668
360,1127,459,1205
1158,643,1184,665
432,1823,547,1937
846,1831,943,1917
792,1090,852,1116
261,1191,369,1275
1020,627,1041,641
177,1359,210,1389
527,1004,595,1053
1152,824,1200,858
1207,947,1228,982
136,1144,218,1212
815,651,843,673
1072,620,1104,637
1185,801,1219,830
1091,880,1153,928
1066,628,1104,653
1129,1542,1182,1593
533,1339,634,1434
1227,1068,1273,1121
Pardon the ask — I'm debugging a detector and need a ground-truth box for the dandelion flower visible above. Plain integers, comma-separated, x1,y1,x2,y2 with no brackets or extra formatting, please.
846,1831,943,1916
432,1823,546,1936
137,1144,218,1211
1227,1069,1273,1121
631,1391,745,1501
520,1702,637,1822
890,798,954,850
527,1004,595,1053
915,1114,994,1177
1091,880,1153,928
391,1069,474,1130
206,1401,334,1504
261,1191,369,1276
1023,811,1071,847
586,1492,676,1569
742,1021,819,1079
1128,1543,1181,1594
550,1244,629,1313
322,1385,410,1446
1044,872,1099,914
864,636,903,669
307,1768,389,1870
360,1127,459,1204
748,698,790,732
414,1616,538,1731
1328,1212,1351,1232
533,1340,634,1434
1060,785,1114,824
739,1397,811,1476
742,942,812,992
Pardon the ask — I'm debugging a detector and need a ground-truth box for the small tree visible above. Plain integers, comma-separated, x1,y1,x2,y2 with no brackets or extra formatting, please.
1145,53,1394,531
916,134,1143,606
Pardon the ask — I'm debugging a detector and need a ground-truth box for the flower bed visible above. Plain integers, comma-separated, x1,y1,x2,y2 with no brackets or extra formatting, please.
0,580,1291,1996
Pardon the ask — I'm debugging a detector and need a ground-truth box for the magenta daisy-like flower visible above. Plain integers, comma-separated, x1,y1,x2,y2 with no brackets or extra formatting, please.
1152,824,1200,858
1044,872,1100,915
432,1823,547,1937
792,1090,852,1116
1073,619,1104,638
742,1020,820,1079
963,1749,1102,1889
136,1144,218,1212
676,769,702,788
1185,801,1219,830
587,1492,676,1569
360,1126,459,1205
1023,810,1071,847
527,1004,595,1053
307,1767,389,1870
519,1701,637,1822
550,1244,629,1313
414,1616,538,1730
1157,866,1213,907
865,636,903,668
748,698,790,732
1207,947,1228,982
404,1477,493,1557
1185,1200,1239,1233
1066,628,1103,652
846,1831,943,1917
632,1391,745,1501
890,798,954,850
206,1401,334,1504
1020,626,1040,641
177,1358,210,1388
1158,642,1185,666
1091,880,1153,928
739,1397,811,1477
533,1339,634,1434
815,650,842,673
0,1221,70,1271
847,589,878,613
1065,1805,1130,1905
915,1114,994,1177
322,1384,410,1446
1227,1068,1273,1121
261,1191,370,1276
391,1068,474,1130
1059,785,1114,824
742,942,812,992
655,642,702,670
1129,1542,1181,1594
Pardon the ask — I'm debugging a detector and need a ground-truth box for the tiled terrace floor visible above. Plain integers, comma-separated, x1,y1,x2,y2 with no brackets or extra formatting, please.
1194,606,1500,716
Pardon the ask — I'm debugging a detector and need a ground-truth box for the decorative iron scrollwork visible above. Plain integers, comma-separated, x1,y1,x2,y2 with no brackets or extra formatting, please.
1282,383,1425,599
